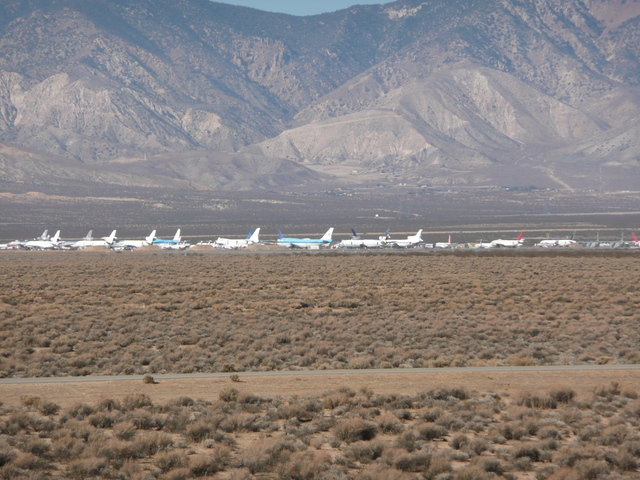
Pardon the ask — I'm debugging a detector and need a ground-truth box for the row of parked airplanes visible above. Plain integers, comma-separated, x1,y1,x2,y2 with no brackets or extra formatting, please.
2,228,640,251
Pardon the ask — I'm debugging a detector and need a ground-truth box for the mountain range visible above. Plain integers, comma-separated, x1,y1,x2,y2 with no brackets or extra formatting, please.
0,0,639,191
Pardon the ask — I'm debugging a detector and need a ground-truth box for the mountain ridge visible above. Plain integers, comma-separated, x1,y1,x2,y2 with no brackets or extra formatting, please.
0,0,638,191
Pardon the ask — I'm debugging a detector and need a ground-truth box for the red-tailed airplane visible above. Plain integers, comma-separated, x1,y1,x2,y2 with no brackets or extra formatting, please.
490,231,524,248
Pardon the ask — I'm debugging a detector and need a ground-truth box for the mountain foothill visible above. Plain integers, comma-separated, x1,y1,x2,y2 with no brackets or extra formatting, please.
0,0,639,192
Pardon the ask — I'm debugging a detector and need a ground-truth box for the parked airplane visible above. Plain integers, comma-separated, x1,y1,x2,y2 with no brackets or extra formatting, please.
339,229,390,249
490,231,524,248
277,228,333,248
3,230,48,249
152,229,181,246
434,235,454,249
469,239,494,248
535,232,577,248
111,230,156,250
25,230,61,250
158,242,189,250
386,230,423,248
215,228,260,249
71,230,117,249
582,232,601,248
611,233,627,249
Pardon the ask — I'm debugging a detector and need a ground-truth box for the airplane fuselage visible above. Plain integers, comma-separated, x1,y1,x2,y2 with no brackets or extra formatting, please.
339,239,386,248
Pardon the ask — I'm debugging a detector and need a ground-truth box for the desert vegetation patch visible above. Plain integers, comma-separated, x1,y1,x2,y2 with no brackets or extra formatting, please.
0,251,638,378
0,382,639,479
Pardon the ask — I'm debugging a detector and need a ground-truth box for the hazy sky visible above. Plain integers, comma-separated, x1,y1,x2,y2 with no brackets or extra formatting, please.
217,1,387,16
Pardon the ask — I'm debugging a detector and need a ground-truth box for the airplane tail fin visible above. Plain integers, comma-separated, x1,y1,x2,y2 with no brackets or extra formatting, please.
277,230,284,240
448,235,451,244
40,229,49,240
173,229,181,242
415,229,423,240
351,228,359,239
249,228,260,243
380,229,391,241
517,231,525,241
633,233,639,243
321,228,334,242
246,229,255,240
146,230,156,244
85,230,93,240
104,230,117,244
51,230,61,243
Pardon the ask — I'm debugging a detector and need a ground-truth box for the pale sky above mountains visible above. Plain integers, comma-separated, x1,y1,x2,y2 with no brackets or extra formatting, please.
218,1,386,16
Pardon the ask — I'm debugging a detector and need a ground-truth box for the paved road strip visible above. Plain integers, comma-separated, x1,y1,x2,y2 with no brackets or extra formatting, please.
1,364,639,384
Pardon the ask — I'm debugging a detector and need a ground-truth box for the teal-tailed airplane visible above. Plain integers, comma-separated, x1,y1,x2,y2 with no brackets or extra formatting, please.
152,229,181,245
277,228,333,248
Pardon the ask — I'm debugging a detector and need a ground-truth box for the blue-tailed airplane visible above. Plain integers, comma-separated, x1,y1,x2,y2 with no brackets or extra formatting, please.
152,229,181,245
277,228,334,248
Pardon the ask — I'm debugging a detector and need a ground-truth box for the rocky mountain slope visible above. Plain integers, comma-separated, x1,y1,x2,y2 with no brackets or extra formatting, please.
0,0,638,191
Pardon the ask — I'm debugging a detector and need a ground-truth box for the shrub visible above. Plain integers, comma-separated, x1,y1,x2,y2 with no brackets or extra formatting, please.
396,432,418,452
573,458,610,480
185,421,215,443
0,446,17,467
426,387,469,401
96,398,122,412
277,451,333,480
240,438,293,474
131,432,173,456
517,392,557,409
548,387,575,404
333,418,378,443
66,403,94,419
473,457,504,475
123,393,153,410
454,465,492,480
346,441,385,463
219,387,240,402
68,457,108,479
377,413,404,434
417,423,447,441
425,454,452,479
154,451,188,473
450,434,469,450
395,451,431,472
11,452,52,471
514,444,541,462
38,401,61,416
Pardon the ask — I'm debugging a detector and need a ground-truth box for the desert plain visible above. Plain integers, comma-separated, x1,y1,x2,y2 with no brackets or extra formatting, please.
0,249,639,480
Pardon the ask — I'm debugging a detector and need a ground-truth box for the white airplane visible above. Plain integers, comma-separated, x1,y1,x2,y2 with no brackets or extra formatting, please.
159,241,189,250
470,239,494,249
8,229,49,249
215,228,260,249
434,235,453,249
111,230,156,250
536,233,577,248
386,230,423,248
490,231,524,248
72,230,117,249
339,229,390,249
3,232,42,249
25,230,61,250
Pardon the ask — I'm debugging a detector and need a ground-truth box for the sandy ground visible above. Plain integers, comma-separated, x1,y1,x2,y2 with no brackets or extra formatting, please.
2,368,638,408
